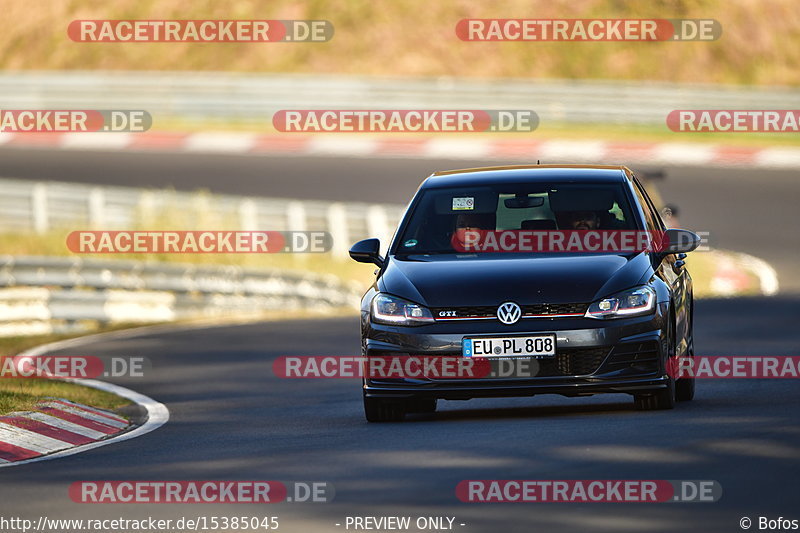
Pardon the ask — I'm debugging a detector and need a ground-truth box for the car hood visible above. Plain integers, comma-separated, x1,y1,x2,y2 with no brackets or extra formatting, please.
379,253,652,307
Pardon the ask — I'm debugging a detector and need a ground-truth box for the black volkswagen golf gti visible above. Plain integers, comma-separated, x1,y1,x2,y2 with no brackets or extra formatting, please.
350,165,700,422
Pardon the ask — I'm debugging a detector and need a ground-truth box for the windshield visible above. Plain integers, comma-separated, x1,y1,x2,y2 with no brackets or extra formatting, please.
394,182,638,256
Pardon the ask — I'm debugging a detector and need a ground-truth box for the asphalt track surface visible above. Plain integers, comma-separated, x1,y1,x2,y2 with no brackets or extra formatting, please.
0,147,799,532
1,298,799,533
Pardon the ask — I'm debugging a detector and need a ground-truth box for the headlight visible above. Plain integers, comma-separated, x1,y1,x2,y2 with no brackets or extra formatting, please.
585,286,656,319
371,293,434,326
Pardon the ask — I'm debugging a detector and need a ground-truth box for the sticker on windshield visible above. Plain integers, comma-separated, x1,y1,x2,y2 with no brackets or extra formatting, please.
403,239,418,247
452,197,475,210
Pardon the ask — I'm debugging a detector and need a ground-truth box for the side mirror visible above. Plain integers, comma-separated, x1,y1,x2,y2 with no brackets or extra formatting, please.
661,229,701,254
349,238,384,267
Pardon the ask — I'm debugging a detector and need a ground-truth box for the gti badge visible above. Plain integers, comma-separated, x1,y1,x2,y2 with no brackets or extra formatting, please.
497,302,522,325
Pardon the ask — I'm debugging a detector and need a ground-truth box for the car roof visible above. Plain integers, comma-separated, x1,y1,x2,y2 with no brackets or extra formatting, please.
421,165,632,189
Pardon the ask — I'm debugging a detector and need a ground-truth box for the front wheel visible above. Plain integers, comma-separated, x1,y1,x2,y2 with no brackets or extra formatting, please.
634,320,677,410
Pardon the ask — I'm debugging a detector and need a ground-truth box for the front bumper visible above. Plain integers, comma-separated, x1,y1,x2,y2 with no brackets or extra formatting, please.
362,303,670,400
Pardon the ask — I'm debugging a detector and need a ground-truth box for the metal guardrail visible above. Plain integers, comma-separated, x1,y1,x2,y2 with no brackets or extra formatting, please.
0,177,400,336
0,256,363,337
1,71,798,126
0,177,406,258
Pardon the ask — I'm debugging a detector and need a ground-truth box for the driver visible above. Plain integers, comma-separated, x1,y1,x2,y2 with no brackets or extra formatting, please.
452,212,494,251
563,210,600,230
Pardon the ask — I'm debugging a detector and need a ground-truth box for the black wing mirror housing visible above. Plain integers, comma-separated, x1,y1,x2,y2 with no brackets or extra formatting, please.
662,229,701,254
651,229,700,267
349,238,384,267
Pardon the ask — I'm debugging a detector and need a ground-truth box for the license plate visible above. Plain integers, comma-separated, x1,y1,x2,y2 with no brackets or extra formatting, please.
463,334,556,358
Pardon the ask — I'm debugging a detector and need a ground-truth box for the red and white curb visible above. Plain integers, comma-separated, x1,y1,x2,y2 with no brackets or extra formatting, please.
0,331,169,468
1,131,798,169
0,399,129,463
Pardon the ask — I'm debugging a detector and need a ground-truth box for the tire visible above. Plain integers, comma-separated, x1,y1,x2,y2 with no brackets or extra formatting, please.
406,398,437,414
675,374,695,402
364,395,406,422
676,345,695,402
634,379,675,410
634,319,677,411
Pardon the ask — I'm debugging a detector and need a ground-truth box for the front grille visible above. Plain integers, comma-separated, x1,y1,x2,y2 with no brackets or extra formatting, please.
432,303,588,320
478,347,609,378
604,341,660,373
544,347,609,376
524,303,587,316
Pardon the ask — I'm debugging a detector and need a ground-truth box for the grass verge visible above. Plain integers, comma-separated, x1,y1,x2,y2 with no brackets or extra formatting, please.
0,379,131,416
2,0,799,86
0,327,140,416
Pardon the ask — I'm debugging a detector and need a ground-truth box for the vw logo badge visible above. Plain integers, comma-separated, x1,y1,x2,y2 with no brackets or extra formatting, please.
497,302,522,325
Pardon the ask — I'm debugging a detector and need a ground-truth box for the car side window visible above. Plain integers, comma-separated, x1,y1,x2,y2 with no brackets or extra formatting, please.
634,177,667,231
631,177,663,232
